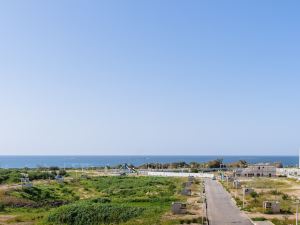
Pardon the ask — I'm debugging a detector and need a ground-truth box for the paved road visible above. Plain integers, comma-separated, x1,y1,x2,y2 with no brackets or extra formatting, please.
205,179,253,225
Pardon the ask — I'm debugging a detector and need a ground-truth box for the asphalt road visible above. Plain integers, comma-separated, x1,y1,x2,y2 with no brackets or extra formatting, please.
205,179,253,225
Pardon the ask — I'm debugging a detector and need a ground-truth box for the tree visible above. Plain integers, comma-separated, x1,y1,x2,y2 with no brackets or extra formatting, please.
207,159,223,168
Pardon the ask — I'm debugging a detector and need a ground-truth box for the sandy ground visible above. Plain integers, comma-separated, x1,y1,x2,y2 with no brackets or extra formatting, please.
226,177,300,223
246,212,296,220
162,179,205,224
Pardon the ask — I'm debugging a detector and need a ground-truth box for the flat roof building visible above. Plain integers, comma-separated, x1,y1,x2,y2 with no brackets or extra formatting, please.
235,164,276,177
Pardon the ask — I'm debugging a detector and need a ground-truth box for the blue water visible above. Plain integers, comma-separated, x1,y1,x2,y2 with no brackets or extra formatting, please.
0,155,297,168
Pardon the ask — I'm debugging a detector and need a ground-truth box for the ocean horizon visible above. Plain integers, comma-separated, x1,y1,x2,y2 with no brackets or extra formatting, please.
0,155,298,168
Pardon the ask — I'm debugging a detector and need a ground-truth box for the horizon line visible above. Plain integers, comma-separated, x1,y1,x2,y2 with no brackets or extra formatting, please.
0,154,297,157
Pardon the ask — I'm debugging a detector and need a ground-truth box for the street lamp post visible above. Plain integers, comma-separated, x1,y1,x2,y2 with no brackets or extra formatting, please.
235,180,238,199
242,187,245,209
202,193,204,224
296,199,299,225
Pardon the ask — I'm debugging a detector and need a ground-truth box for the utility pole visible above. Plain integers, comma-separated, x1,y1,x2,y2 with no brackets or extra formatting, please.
296,199,299,225
242,187,245,209
202,193,204,224
235,181,237,199
202,182,206,225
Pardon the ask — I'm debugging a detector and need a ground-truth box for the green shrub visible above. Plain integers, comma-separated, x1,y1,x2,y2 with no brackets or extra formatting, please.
0,169,21,183
48,202,144,225
250,191,258,198
0,203,5,212
282,193,289,200
20,186,56,201
252,217,267,221
28,171,55,180
268,189,282,195
90,197,111,203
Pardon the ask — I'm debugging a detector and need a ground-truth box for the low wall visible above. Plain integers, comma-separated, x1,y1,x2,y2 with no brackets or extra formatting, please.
146,171,214,178
276,168,300,176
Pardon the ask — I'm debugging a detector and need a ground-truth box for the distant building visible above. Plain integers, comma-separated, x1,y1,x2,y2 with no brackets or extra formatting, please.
235,164,276,177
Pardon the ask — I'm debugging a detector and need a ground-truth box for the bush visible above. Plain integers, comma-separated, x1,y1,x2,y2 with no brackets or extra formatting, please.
268,189,282,195
0,203,5,212
90,198,111,203
28,171,55,180
282,193,289,200
20,186,55,201
48,202,144,225
252,217,267,221
250,191,258,198
0,169,21,184
190,168,198,173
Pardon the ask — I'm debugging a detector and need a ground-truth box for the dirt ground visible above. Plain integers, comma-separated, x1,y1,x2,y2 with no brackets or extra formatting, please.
0,215,33,225
162,179,205,225
228,177,300,223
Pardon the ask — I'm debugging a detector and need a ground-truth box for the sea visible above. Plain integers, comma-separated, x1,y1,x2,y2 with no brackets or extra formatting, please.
0,155,298,168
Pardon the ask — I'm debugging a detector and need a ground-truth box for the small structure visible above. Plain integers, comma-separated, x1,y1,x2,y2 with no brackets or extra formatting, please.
171,202,187,214
80,174,89,179
182,181,193,188
235,164,276,177
243,188,254,195
263,201,280,214
119,163,137,175
55,175,64,183
181,188,192,196
227,176,234,182
233,180,241,188
20,174,33,188
188,176,195,182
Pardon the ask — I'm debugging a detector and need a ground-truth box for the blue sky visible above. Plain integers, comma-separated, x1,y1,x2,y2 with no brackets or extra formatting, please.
0,1,299,155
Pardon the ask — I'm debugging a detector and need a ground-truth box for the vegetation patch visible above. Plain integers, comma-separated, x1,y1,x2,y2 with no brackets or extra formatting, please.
47,202,144,225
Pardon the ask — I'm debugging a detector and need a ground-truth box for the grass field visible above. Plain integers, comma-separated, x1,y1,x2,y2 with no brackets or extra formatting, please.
0,172,197,225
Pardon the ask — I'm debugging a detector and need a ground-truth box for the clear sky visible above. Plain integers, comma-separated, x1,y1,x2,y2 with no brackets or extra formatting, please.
0,1,299,155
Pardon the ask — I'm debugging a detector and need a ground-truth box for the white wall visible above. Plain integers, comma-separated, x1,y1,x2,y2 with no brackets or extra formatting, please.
146,171,214,178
